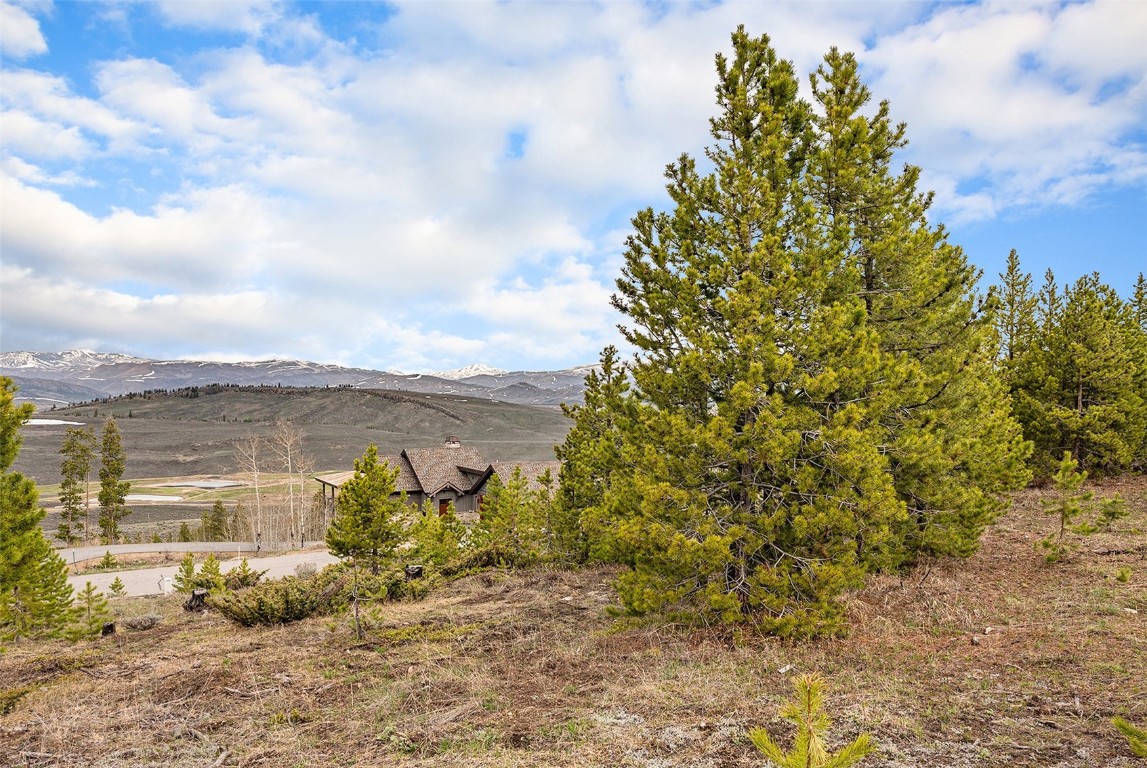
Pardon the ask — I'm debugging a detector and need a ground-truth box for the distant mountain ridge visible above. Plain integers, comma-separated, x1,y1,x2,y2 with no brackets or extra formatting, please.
0,349,148,370
428,364,509,380
0,351,594,409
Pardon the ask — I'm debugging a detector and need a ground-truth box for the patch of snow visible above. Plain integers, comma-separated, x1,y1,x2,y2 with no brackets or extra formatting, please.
26,419,86,426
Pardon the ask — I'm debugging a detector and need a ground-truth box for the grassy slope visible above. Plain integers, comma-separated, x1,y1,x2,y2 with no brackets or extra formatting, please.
14,386,573,484
1,480,1144,768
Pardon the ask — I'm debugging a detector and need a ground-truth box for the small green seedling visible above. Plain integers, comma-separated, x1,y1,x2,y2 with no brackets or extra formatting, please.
748,673,874,768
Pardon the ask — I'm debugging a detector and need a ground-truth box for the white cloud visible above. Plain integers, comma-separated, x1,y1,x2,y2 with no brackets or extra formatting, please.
0,1,47,60
0,155,95,186
865,1,1147,220
0,69,143,151
152,0,281,36
0,173,275,288
0,108,90,158
94,58,255,153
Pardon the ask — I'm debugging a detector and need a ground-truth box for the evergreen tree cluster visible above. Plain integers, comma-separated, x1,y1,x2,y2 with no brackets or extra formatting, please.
325,444,570,579
555,29,1030,636
1,378,76,642
994,252,1147,478
55,416,134,545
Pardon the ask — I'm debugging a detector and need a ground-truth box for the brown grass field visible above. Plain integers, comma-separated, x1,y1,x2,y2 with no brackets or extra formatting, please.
2,479,1145,768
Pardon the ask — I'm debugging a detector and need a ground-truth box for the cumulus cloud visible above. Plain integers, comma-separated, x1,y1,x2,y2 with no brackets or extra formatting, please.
0,1,47,59
865,0,1147,221
151,0,282,36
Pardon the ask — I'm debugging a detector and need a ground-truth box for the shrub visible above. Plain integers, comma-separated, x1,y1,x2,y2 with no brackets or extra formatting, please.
406,500,467,568
209,577,333,627
224,558,266,590
173,553,197,593
1040,453,1128,562
439,542,521,577
313,562,429,607
210,563,432,629
197,554,225,593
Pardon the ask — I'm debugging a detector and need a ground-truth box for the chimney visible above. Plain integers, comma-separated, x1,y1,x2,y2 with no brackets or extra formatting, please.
444,436,461,448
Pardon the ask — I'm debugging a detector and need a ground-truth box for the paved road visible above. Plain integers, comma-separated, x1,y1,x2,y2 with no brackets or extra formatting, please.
68,548,341,597
57,541,319,566
60,541,258,568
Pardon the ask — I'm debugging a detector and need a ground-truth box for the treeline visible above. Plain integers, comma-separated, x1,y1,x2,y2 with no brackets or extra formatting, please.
994,251,1146,478
56,418,130,545
1,379,116,641
62,382,280,408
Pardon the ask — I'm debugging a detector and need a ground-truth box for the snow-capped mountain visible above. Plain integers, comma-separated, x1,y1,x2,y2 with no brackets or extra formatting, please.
429,364,510,380
1,351,592,408
0,349,148,371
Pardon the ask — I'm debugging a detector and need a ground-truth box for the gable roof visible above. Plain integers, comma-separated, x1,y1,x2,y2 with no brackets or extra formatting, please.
401,445,488,496
314,444,493,497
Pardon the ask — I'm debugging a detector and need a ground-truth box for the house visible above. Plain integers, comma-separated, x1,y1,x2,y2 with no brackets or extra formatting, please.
314,438,559,521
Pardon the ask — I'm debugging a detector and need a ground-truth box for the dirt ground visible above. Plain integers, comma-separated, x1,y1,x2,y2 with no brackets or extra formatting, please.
2,479,1145,768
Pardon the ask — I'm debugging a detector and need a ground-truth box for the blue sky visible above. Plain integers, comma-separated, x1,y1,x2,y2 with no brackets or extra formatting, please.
1,0,1144,373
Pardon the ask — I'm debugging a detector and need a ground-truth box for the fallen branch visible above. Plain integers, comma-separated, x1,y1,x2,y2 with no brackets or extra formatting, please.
223,686,279,698
184,726,212,743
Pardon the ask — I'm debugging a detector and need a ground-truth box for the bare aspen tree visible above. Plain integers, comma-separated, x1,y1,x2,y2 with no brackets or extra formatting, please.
271,422,312,547
234,434,264,548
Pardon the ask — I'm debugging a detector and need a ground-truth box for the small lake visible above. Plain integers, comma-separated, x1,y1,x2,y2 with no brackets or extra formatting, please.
153,480,247,489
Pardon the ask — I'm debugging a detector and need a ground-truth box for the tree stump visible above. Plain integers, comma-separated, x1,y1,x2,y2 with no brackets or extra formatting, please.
183,588,209,612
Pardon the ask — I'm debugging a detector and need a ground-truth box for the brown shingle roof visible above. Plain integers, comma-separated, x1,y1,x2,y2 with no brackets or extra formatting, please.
403,445,489,495
313,454,422,494
315,448,559,497
488,461,561,492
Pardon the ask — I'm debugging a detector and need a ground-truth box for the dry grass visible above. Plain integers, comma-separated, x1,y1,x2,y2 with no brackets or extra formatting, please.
2,479,1145,768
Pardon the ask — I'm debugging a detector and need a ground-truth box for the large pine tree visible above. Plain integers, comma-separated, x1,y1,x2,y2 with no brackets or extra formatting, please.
555,345,630,564
325,444,405,574
561,29,1029,635
57,426,95,545
97,416,131,543
325,444,405,639
0,378,76,642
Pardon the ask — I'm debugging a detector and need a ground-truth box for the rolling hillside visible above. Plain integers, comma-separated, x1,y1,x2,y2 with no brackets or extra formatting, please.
14,385,572,483
0,350,592,408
